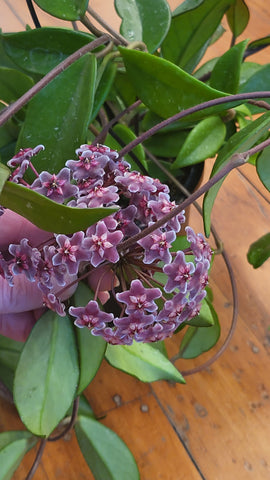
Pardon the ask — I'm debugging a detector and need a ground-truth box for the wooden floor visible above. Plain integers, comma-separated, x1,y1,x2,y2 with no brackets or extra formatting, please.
1,1,270,479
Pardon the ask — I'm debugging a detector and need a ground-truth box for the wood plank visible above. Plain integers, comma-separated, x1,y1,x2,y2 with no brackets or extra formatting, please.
152,282,270,480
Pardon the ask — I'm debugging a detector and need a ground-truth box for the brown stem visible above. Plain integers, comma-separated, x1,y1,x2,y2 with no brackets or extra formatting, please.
93,99,141,144
0,35,110,128
87,5,128,46
118,152,249,253
118,91,270,158
25,438,47,480
48,396,80,442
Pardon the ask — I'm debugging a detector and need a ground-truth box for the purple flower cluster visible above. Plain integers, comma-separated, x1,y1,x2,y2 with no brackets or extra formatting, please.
1,144,212,344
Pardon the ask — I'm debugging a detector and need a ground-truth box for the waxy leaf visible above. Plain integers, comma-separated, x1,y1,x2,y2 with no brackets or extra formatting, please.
144,129,190,158
33,0,88,20
119,47,228,121
245,35,270,57
210,40,248,94
90,62,117,122
75,415,140,480
0,431,36,480
0,67,34,103
239,64,270,112
2,28,94,75
106,342,185,383
247,233,270,268
187,298,215,327
115,0,171,53
203,111,270,236
73,283,106,395
14,311,79,436
161,0,234,72
17,54,97,176
0,335,23,392
179,301,220,359
0,181,117,234
0,163,10,194
171,116,226,169
226,0,250,38
256,145,270,191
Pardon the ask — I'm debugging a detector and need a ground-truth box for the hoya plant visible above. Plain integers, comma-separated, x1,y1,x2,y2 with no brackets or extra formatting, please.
0,0,270,478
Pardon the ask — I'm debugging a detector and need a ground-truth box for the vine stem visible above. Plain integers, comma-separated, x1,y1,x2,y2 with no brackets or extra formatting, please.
87,5,128,46
25,438,47,480
48,396,80,442
118,91,270,158
118,135,270,253
0,35,110,128
118,152,248,252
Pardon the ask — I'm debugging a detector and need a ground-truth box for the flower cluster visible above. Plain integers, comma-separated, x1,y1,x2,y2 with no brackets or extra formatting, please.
1,144,212,344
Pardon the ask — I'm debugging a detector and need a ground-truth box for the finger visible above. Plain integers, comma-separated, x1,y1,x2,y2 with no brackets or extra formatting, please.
0,311,37,342
0,209,52,250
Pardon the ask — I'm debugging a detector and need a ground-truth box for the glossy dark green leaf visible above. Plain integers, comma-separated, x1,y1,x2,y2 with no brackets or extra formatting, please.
239,62,263,87
256,145,270,191
247,233,270,268
171,116,226,169
239,64,270,112
75,415,140,480
2,28,94,75
106,342,185,383
0,67,34,104
17,54,97,176
209,40,248,94
119,47,228,121
105,124,147,171
90,62,117,122
0,163,10,194
113,71,137,106
179,301,220,358
203,111,270,236
0,181,118,234
14,310,79,436
144,129,190,158
245,35,270,57
72,283,106,395
33,0,88,20
0,431,37,480
0,335,23,391
226,0,250,37
161,0,234,72
115,0,171,53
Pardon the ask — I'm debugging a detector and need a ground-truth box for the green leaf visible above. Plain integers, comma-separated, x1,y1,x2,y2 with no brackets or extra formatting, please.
72,283,106,395
171,116,226,169
33,0,88,20
90,62,117,122
247,233,270,268
119,47,229,122
106,342,185,383
245,35,270,57
239,64,270,112
115,0,171,53
0,431,37,480
105,124,147,171
226,0,250,37
0,67,34,104
239,62,263,87
256,145,270,191
2,28,94,75
17,54,97,176
179,301,220,359
143,129,190,158
76,415,139,480
113,71,137,106
161,0,234,72
203,111,270,236
0,181,117,234
13,311,79,436
0,335,23,391
187,298,215,327
209,40,248,94
0,163,10,194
